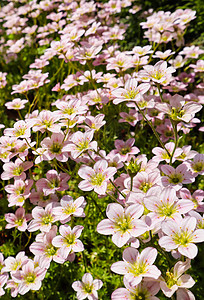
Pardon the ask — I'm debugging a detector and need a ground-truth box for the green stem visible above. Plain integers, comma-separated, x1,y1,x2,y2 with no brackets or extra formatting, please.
135,103,171,157
170,122,178,165
17,110,23,120
109,179,125,199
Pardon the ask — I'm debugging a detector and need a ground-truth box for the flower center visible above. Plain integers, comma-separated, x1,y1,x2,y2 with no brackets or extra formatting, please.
65,233,76,246
130,292,148,300
129,261,147,277
12,166,24,176
115,215,132,233
90,173,105,186
15,127,26,136
170,107,184,121
173,231,192,246
120,147,131,155
15,218,24,226
166,271,177,288
48,178,60,189
139,182,152,193
63,107,75,115
46,245,57,257
125,89,139,99
41,214,53,225
157,202,177,217
83,283,93,294
25,273,36,284
50,142,62,154
169,173,183,184
43,119,53,128
192,162,204,172
63,205,76,216
77,140,89,151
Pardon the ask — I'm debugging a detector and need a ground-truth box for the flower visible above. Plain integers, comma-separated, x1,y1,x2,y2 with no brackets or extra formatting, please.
72,273,103,300
159,217,204,258
78,160,117,195
11,260,46,295
111,247,161,286
52,225,84,259
54,195,86,223
28,202,59,232
64,130,97,159
161,164,195,191
112,78,150,104
5,207,31,231
97,203,147,247
160,259,195,297
111,278,160,300
5,98,28,110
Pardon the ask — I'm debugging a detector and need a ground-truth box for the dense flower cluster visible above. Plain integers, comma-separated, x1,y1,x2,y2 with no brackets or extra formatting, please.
0,0,203,299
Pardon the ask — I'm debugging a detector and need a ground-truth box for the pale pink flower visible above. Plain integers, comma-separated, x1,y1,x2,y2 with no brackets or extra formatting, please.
124,170,161,194
129,45,153,56
85,21,101,36
2,252,28,274
76,44,102,63
144,186,194,226
112,78,150,104
180,46,204,59
111,247,161,286
40,132,69,162
112,138,140,162
54,99,88,119
11,260,47,295
31,110,61,133
61,73,80,91
4,120,31,138
5,207,31,231
1,158,33,180
54,195,86,223
156,119,175,142
169,55,186,69
152,50,175,59
65,28,85,42
152,142,182,163
29,187,58,208
176,146,197,162
5,179,33,207
189,60,204,72
111,278,160,300
106,52,133,72
30,226,65,265
0,274,8,296
97,203,147,247
156,94,202,123
159,217,204,258
161,164,195,191
187,153,204,175
5,98,28,110
72,273,103,300
179,188,204,212
52,225,84,259
64,131,97,159
36,170,70,196
119,110,142,126
78,160,117,195
28,202,59,232
84,114,106,131
176,288,195,300
5,279,19,297
78,70,103,85
160,259,195,297
140,61,175,85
